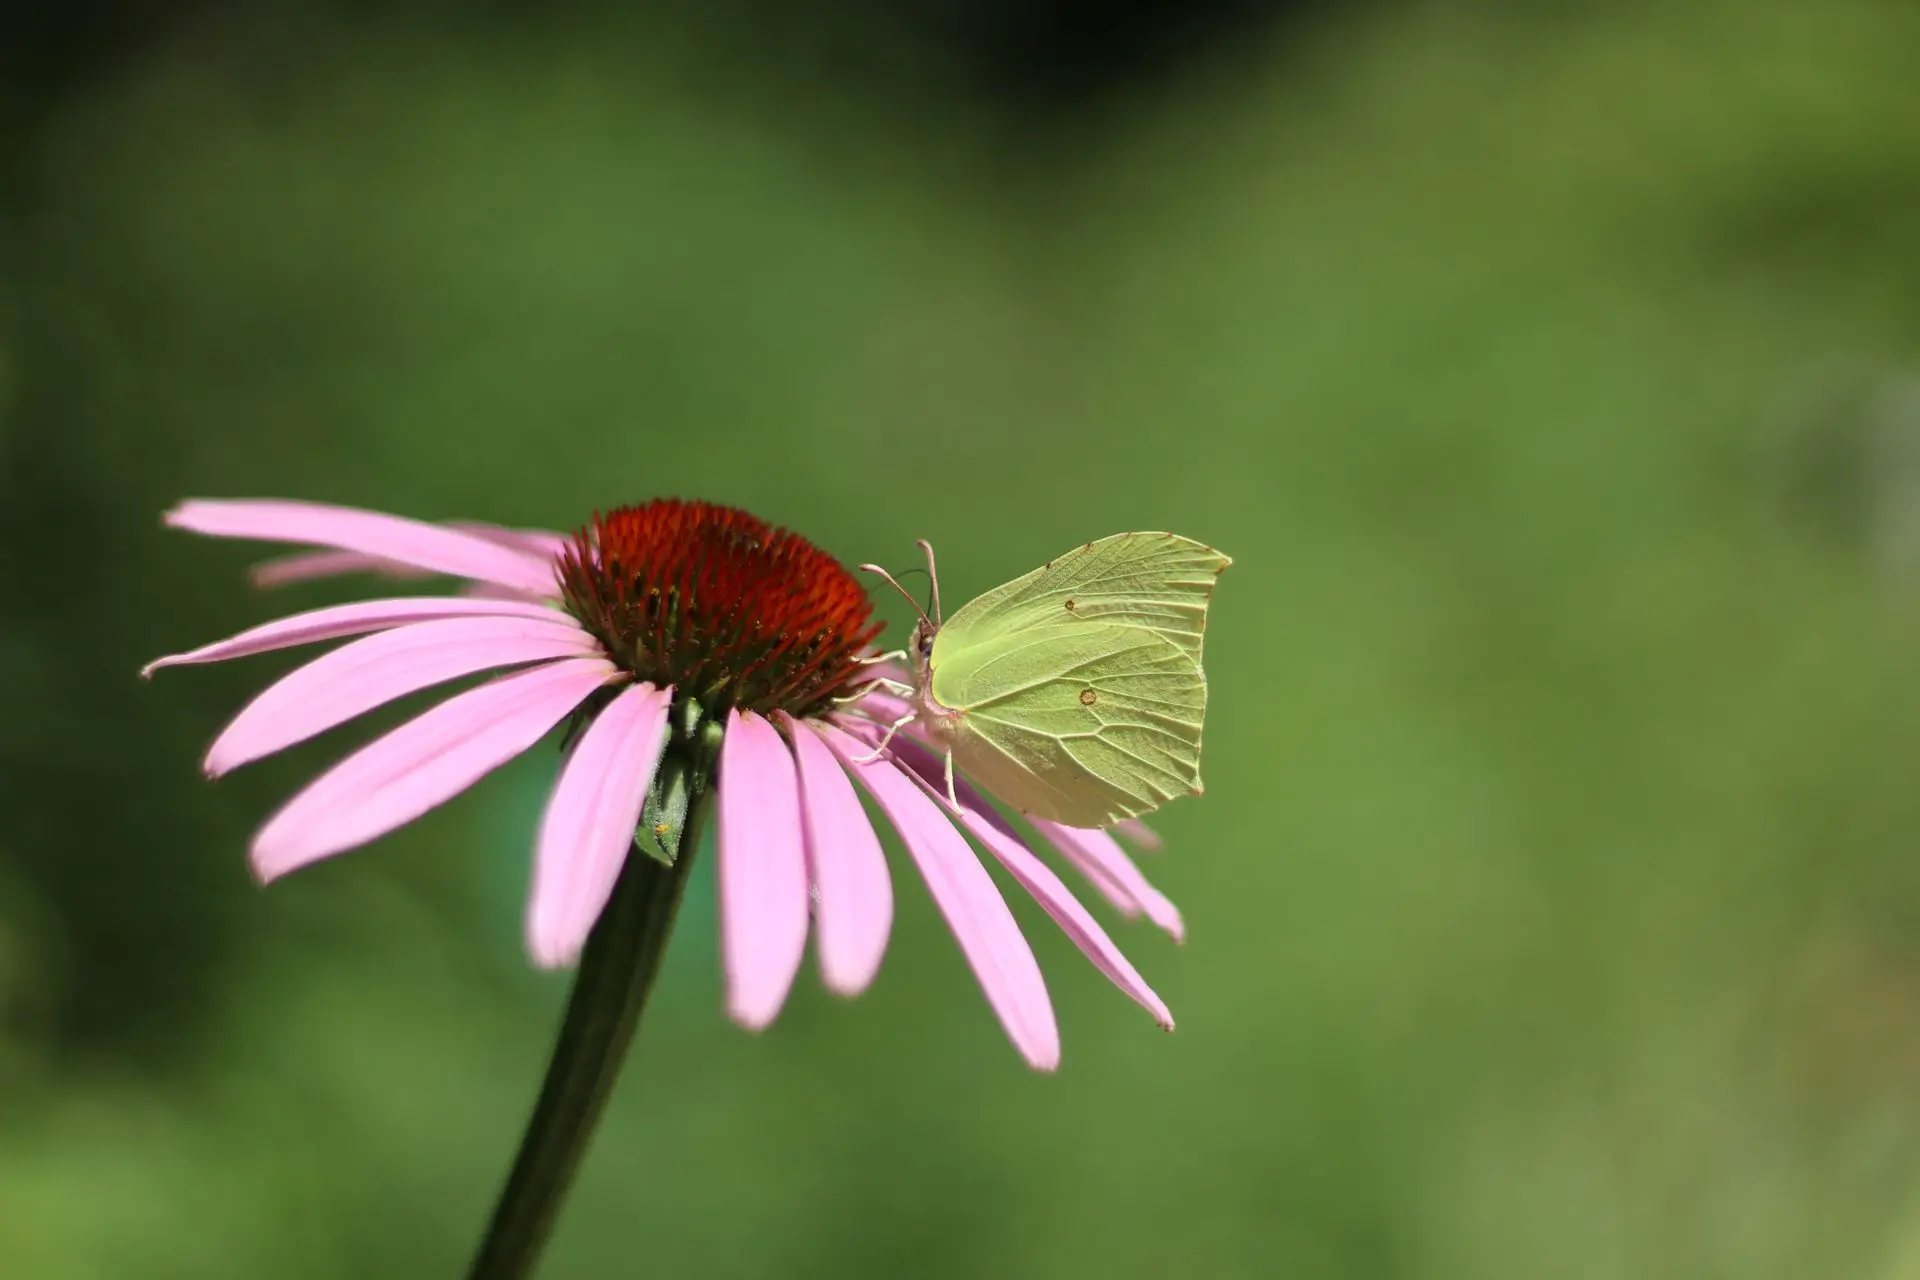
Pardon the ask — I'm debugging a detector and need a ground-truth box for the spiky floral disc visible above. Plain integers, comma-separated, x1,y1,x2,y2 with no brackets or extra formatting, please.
557,499,882,719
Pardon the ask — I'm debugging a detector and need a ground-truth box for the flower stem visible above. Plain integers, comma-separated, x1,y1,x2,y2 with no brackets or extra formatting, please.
467,707,720,1280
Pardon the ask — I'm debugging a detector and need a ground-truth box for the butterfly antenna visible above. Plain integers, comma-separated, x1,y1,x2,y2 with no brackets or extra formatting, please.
916,539,943,625
856,561,933,629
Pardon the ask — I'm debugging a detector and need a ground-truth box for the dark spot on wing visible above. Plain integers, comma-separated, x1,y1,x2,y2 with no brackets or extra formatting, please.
1064,598,1076,611
1080,688,1098,705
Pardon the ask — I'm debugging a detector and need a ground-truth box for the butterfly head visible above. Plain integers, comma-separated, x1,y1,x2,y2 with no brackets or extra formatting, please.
859,538,946,690
908,615,938,680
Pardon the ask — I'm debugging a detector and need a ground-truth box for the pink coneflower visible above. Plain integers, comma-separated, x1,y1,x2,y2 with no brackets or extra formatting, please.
149,497,1181,1069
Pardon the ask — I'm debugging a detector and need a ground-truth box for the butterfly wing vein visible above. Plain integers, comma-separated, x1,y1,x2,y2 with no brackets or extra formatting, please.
933,621,1208,828
922,532,1230,828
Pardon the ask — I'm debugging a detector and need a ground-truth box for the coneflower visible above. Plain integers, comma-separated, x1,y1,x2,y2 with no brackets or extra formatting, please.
149,497,1180,1277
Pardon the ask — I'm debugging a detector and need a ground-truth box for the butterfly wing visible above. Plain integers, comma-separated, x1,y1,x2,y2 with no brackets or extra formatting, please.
936,532,1229,666
930,621,1208,828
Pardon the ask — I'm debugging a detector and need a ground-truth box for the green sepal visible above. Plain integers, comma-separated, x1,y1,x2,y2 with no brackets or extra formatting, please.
633,751,690,867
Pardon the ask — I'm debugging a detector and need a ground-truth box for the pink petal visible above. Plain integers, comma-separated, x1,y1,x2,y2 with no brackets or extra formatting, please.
1036,836,1136,924
250,548,434,588
250,656,616,881
862,660,914,687
450,522,570,560
831,714,1176,937
458,582,551,603
716,710,811,1030
144,596,570,676
166,499,556,596
1113,818,1165,852
873,733,1168,1022
818,723,1059,1072
248,523,569,589
526,682,674,969
1030,819,1186,943
776,712,892,997
865,728,1144,922
928,783,1172,1030
850,685,914,725
204,615,598,777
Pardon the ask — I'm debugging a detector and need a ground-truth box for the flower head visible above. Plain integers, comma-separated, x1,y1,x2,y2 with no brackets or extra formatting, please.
150,497,1182,1069
557,501,880,717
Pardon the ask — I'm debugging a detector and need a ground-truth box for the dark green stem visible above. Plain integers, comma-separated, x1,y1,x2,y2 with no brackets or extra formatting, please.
467,707,720,1280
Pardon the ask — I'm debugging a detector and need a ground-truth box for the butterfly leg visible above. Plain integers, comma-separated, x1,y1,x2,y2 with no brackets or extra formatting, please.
943,748,959,810
832,677,914,707
846,712,918,764
859,649,909,666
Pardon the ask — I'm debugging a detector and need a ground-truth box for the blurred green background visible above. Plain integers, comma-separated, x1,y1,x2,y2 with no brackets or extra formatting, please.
7,0,1920,1275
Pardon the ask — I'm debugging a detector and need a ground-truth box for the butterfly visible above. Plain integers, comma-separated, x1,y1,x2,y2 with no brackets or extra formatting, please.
861,532,1230,830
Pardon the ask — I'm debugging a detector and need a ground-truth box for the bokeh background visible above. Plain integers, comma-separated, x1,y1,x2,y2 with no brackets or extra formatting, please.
7,0,1920,1275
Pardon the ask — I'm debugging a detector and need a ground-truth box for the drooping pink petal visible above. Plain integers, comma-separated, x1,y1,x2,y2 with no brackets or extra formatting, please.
458,582,550,603
250,656,616,881
143,596,570,676
247,522,570,589
450,522,570,560
1027,831,1142,919
1030,819,1186,943
867,730,1144,921
250,548,434,588
716,710,811,1030
166,499,556,596
818,723,1059,1071
1113,818,1165,852
830,712,1178,938
776,711,892,997
921,780,1173,1029
873,733,1167,1020
526,682,673,969
204,615,598,777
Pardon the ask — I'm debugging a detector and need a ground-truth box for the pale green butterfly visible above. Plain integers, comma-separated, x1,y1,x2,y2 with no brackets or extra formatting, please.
859,532,1231,830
